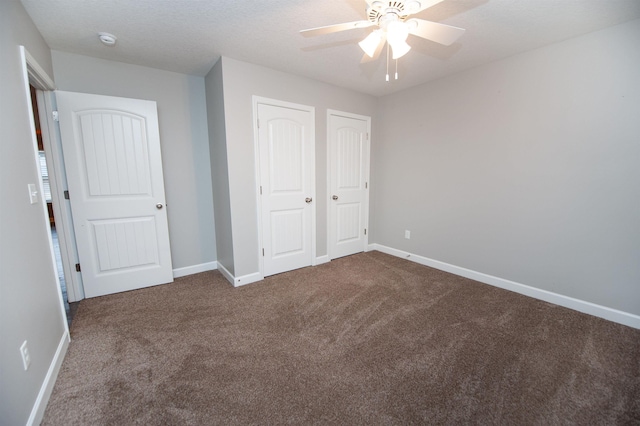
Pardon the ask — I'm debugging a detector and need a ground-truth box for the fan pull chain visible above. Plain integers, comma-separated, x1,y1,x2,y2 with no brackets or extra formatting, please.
395,59,399,80
385,43,390,82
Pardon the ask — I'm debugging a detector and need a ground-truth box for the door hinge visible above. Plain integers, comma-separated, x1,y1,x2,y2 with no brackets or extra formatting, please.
260,186,262,195
262,248,265,256
75,263,81,272
257,119,260,129
365,182,368,189
366,132,369,140
52,111,59,122
64,190,70,200
364,228,367,235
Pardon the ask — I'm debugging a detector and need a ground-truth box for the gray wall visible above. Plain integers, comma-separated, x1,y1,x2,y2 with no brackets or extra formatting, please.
205,59,234,275
219,57,377,277
0,1,67,423
373,19,640,315
51,51,216,270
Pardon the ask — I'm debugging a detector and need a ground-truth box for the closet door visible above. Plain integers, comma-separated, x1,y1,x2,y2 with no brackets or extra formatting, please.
328,111,370,259
256,100,315,277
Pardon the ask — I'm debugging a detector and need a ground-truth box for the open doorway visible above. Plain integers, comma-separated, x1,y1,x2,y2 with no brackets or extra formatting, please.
29,84,78,326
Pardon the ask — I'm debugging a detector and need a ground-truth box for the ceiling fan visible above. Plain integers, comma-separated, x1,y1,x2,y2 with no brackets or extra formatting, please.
300,0,465,78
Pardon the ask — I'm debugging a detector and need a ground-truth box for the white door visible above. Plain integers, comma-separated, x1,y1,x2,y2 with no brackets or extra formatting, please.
328,111,370,259
256,100,315,277
56,91,173,298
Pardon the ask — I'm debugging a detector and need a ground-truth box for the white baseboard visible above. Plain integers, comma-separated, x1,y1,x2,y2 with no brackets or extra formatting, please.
216,262,263,287
234,272,263,287
173,261,218,278
369,243,640,329
28,331,70,426
217,262,234,285
228,255,327,287
220,256,329,287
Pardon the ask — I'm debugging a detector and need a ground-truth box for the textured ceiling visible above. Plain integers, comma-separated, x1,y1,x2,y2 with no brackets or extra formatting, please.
20,0,640,97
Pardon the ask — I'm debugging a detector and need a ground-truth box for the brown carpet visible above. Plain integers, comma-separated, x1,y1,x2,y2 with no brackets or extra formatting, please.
42,251,640,425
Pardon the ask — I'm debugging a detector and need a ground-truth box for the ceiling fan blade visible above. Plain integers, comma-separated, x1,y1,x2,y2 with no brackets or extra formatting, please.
360,35,386,63
300,20,374,37
404,0,447,14
407,18,465,46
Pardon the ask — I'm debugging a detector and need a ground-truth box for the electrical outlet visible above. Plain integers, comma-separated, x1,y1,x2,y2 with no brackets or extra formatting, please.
20,341,31,371
404,230,411,239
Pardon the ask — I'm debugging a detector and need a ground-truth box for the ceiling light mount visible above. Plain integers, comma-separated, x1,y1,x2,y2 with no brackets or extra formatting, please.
98,32,117,46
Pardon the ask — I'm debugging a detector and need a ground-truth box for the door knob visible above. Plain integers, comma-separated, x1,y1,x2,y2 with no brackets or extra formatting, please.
156,203,164,209
332,195,338,200
305,197,312,203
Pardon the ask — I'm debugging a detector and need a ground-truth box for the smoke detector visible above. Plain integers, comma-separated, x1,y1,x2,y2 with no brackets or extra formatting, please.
98,32,117,46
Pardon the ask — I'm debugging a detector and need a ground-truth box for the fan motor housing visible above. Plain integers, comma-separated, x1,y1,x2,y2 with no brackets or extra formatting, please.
367,1,412,23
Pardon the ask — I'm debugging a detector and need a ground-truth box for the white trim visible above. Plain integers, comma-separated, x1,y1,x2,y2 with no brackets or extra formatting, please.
252,97,264,278
326,110,371,261
315,255,330,265
217,262,235,285
234,272,263,287
20,46,73,331
38,90,85,302
370,243,640,329
252,96,316,278
24,48,56,90
27,332,69,426
173,261,218,278
217,262,264,287
24,45,85,303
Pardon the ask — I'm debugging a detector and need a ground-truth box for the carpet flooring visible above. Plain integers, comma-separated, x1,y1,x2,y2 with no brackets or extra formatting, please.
42,251,640,425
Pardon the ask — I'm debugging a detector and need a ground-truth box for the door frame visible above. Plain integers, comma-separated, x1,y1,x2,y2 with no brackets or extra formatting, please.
252,96,317,279
22,48,84,302
36,90,85,302
326,109,372,260
20,46,75,332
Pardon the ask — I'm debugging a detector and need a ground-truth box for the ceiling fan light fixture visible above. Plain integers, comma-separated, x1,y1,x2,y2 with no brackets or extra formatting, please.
386,21,410,59
359,30,383,57
386,20,409,44
299,0,468,82
390,40,411,59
